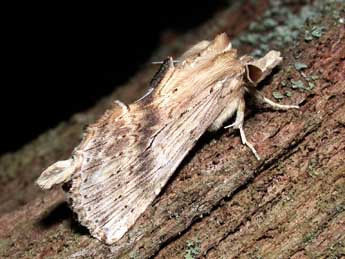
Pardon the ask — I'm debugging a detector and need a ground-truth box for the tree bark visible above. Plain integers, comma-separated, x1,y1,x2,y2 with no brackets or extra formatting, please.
0,1,344,258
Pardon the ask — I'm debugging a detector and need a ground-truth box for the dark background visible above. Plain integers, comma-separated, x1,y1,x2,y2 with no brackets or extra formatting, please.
2,1,228,155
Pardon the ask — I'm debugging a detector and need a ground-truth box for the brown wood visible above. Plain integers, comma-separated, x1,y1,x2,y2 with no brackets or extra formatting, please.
0,1,344,258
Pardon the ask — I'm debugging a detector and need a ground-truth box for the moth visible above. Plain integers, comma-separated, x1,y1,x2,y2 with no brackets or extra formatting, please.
37,33,298,244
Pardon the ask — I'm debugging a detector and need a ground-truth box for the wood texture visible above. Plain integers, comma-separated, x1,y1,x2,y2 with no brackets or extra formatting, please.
0,1,344,258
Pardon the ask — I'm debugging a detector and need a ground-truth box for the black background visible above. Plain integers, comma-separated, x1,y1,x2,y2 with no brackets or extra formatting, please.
2,1,228,155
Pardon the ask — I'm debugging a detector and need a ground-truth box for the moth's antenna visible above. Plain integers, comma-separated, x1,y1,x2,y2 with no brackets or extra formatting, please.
152,59,180,65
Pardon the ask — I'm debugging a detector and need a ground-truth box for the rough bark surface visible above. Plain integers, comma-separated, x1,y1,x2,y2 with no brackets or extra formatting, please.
0,1,344,258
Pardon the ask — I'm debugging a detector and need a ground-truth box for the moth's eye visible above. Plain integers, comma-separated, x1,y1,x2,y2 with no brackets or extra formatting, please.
245,64,263,84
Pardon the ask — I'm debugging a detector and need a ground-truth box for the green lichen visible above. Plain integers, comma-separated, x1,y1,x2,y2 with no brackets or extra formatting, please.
233,0,344,57
285,91,292,97
304,33,314,42
301,74,319,90
281,80,288,87
262,18,278,29
311,26,325,37
184,239,201,259
290,79,306,90
305,26,326,41
272,91,284,100
308,82,316,90
234,0,320,56
294,62,308,71
310,75,319,80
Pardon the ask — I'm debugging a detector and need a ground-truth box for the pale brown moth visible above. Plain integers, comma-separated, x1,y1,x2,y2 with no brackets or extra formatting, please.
37,33,298,244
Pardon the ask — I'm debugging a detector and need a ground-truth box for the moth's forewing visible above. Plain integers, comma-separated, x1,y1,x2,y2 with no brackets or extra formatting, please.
63,34,245,244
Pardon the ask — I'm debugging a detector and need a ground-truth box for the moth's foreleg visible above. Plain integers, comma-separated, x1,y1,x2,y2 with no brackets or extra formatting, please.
208,98,239,131
208,93,261,160
246,85,299,110
224,97,261,160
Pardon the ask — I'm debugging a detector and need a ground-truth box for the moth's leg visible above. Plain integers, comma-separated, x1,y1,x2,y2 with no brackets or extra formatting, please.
208,98,239,131
246,85,299,110
224,97,261,160
114,100,130,113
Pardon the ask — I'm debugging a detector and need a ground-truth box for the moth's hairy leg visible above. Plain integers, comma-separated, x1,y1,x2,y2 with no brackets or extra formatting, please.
208,98,239,131
224,97,261,160
114,100,130,113
246,85,299,110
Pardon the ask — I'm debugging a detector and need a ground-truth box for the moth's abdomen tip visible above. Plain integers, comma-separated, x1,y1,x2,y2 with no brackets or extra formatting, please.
36,158,77,189
36,178,53,190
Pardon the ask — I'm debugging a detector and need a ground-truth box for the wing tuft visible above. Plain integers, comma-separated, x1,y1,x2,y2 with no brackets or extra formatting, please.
36,158,79,189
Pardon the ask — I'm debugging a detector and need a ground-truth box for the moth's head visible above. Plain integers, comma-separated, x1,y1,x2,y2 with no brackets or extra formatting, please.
242,50,283,85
